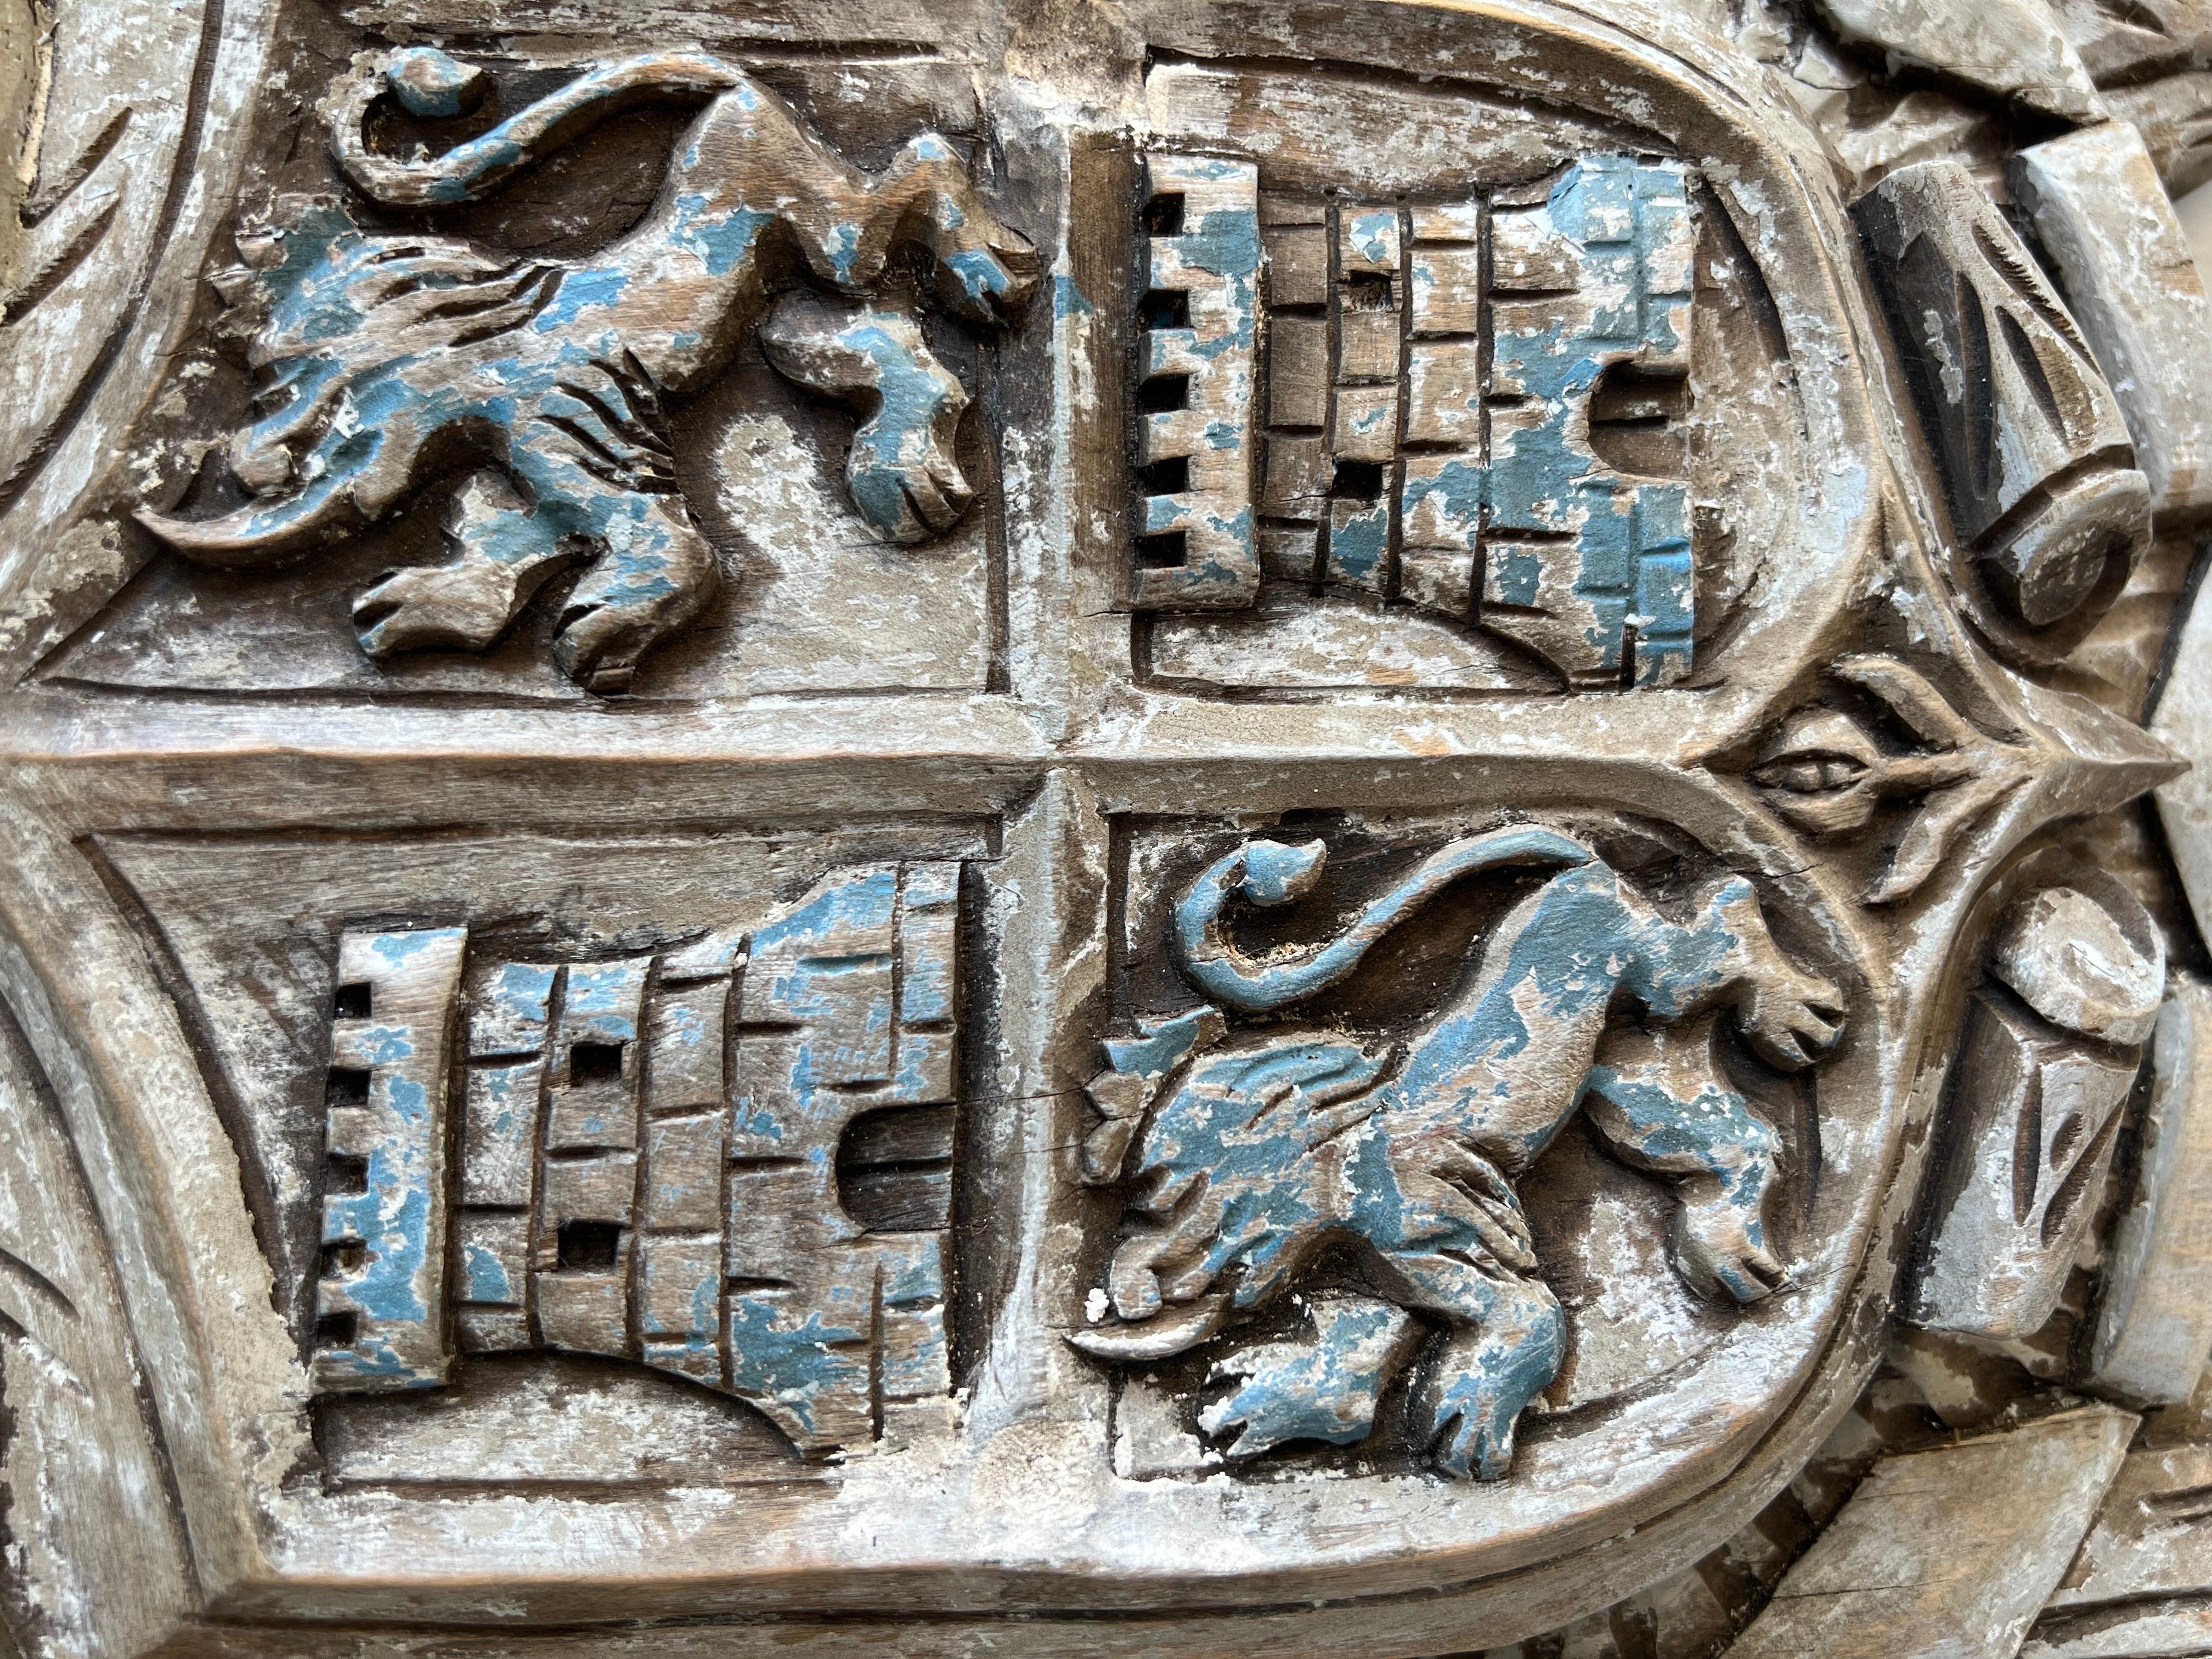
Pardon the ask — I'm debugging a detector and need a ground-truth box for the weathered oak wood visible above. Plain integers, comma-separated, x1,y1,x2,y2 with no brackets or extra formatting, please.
0,0,2206,1652
2090,977,2212,1406
2012,123,2212,518
1729,1406,2136,1659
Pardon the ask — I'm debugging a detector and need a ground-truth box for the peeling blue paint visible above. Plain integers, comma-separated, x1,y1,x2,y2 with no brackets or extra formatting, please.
1200,1299,1412,1454
532,266,628,330
385,47,481,119
139,49,1036,693
839,321,966,539
462,1240,514,1305
1053,275,1092,319
348,1025,416,1067
1133,157,1260,607
946,247,1014,306
1266,157,1701,690
1325,501,1390,591
368,932,442,966
824,219,862,285
1479,157,1696,687
1103,1007,1220,1081
315,867,966,1447
726,1295,867,1437
1077,832,1836,1480
1346,210,1398,268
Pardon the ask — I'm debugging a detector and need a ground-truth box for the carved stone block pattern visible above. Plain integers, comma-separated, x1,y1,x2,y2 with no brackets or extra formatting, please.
1133,154,1262,608
1481,158,1696,687
314,926,467,1390
306,862,962,1451
1145,153,1697,690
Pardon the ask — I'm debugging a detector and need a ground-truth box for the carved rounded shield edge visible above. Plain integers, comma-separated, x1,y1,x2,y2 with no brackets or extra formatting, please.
0,0,2191,1650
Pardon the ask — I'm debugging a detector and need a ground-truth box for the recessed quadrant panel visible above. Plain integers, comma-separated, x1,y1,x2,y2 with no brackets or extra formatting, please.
1070,806,1876,1505
95,825,986,1482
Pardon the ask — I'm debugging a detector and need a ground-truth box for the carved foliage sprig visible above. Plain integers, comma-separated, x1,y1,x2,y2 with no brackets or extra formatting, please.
1750,657,2033,905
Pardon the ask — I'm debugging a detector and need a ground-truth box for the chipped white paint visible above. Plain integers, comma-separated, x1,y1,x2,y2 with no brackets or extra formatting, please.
1809,0,2102,121
709,414,994,691
2013,122,2212,515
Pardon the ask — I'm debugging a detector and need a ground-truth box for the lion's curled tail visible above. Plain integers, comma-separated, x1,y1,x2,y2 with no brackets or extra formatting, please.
330,48,752,208
1173,826,1595,1014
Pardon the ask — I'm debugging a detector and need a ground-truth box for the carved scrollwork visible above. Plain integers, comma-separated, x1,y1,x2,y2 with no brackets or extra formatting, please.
1748,656,2035,904
1854,160,2152,663
1738,650,2182,910
14,0,2212,1646
1912,867,2165,1339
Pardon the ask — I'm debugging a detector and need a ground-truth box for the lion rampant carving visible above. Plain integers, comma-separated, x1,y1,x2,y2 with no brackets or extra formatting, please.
1071,828,1846,1480
137,48,1037,691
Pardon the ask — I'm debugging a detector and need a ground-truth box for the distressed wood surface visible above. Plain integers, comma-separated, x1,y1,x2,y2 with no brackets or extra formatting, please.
0,997,192,1657
2090,977,2212,1406
0,0,2207,1653
1855,159,2151,657
2025,1605,2212,1659
1728,1406,2137,1659
2012,122,2212,517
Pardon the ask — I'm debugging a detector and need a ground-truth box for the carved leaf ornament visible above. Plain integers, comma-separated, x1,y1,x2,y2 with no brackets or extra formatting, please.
1751,657,2035,904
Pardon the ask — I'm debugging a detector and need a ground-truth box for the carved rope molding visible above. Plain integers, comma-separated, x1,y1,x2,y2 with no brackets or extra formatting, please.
1,1,2211,1656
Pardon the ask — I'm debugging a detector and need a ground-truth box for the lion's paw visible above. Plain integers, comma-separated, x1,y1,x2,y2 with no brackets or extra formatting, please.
1416,1371,1523,1482
1410,1297,1564,1482
1672,1198,1790,1304
352,470,568,659
936,237,1039,327
847,426,973,544
1197,1297,1417,1459
760,293,978,545
354,561,529,658
1738,956,1847,1071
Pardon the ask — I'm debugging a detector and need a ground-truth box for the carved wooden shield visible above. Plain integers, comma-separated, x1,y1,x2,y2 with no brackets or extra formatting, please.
2,0,2209,1653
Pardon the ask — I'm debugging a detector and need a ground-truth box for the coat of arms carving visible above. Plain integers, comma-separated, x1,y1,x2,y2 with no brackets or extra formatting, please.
4,0,2212,1655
